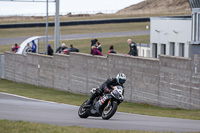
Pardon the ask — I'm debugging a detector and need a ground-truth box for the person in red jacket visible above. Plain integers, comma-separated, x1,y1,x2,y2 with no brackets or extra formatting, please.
91,46,103,56
107,45,116,54
14,43,19,53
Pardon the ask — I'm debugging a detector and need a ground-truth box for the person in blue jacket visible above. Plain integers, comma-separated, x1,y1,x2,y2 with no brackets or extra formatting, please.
31,40,37,53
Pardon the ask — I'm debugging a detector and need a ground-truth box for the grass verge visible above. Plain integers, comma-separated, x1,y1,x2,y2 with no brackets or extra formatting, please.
0,22,149,38
0,35,150,55
0,13,190,24
0,119,166,133
0,79,200,120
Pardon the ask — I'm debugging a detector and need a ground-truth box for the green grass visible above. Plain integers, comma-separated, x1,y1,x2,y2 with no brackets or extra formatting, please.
0,79,89,106
0,22,149,38
0,12,190,24
0,120,167,133
0,79,200,120
0,35,150,55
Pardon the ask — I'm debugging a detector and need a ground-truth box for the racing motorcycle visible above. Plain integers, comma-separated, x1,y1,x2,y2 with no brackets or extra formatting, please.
78,86,124,120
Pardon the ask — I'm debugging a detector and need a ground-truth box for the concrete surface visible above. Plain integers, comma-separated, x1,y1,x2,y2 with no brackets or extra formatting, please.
1,92,200,132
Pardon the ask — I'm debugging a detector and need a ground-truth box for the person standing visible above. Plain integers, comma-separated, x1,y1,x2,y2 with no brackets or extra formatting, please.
69,44,79,52
25,43,32,52
47,44,53,56
56,43,68,53
127,39,138,56
91,46,103,56
107,45,116,54
31,40,37,53
96,42,102,53
14,43,19,53
11,45,15,52
90,39,98,54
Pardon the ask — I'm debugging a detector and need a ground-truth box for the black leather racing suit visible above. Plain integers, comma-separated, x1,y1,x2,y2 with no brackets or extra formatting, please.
99,77,124,94
128,42,138,56
87,77,124,105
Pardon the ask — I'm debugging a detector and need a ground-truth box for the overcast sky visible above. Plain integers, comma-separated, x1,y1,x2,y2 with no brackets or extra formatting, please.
0,0,145,16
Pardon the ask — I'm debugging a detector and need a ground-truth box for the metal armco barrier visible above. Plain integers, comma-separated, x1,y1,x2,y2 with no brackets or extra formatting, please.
1,55,5,79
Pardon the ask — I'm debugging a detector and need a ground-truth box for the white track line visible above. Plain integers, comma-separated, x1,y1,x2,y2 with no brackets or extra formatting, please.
0,92,73,106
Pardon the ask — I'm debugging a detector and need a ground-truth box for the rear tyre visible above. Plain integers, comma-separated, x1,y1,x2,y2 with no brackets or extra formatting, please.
78,100,89,118
102,101,118,120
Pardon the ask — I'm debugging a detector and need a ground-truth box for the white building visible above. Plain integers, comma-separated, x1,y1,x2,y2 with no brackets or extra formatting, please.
189,0,200,55
150,0,200,58
150,16,192,58
137,44,150,57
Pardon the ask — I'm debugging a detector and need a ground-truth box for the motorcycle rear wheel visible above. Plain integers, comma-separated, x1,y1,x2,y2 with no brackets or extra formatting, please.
102,101,118,120
78,100,89,118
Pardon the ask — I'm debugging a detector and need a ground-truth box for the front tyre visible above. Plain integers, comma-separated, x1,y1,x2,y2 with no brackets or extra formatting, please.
78,100,89,118
102,101,118,120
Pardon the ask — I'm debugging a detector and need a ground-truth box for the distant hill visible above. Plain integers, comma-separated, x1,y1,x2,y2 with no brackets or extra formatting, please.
116,0,191,15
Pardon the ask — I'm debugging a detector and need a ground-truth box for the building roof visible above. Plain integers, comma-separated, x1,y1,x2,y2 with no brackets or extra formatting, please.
189,0,200,8
151,15,191,20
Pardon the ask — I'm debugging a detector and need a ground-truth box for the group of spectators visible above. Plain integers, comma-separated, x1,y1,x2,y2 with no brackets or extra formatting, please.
41,43,79,56
12,40,37,53
26,40,37,53
90,39,102,56
55,43,79,55
12,38,138,57
89,38,138,56
90,39,117,56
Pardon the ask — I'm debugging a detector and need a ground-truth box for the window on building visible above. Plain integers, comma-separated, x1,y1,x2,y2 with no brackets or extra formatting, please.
170,42,175,56
143,49,145,57
152,43,157,58
161,44,166,55
198,13,200,41
179,43,185,57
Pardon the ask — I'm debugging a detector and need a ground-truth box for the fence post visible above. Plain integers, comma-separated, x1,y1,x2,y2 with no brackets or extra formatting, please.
1,55,5,79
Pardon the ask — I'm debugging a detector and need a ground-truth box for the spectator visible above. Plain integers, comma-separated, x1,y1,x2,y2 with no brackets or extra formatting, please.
107,45,116,54
25,43,32,52
31,40,37,53
11,45,15,52
127,39,138,56
96,42,102,53
92,46,103,56
90,39,98,54
47,44,53,56
91,39,98,46
14,43,19,53
69,44,79,52
63,49,69,55
56,43,68,53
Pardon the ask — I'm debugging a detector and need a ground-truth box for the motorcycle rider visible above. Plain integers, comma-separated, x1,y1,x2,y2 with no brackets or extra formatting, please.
86,73,126,106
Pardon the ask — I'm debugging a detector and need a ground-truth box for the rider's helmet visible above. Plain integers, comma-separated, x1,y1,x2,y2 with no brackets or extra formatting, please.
116,73,126,85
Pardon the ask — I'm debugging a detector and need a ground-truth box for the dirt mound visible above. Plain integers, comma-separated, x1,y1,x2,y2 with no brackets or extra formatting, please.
116,0,191,15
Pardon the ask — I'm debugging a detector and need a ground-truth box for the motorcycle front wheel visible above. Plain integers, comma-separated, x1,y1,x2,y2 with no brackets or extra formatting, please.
78,100,89,118
102,101,118,120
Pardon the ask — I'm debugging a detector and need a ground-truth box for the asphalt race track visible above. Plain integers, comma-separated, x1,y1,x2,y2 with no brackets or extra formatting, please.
0,30,150,45
0,92,200,132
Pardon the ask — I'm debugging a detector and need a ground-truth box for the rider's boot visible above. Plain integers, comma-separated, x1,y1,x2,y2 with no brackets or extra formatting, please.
85,93,97,107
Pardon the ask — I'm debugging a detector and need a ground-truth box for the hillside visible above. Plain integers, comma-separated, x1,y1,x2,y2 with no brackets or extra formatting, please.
116,0,191,15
